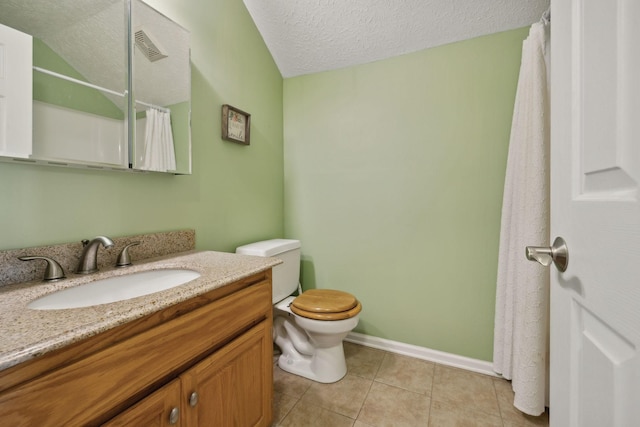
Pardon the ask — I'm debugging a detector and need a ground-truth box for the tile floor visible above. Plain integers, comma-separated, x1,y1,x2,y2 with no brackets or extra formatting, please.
272,342,549,427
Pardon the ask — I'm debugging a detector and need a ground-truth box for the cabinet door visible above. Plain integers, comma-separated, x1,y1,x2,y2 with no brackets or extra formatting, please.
182,321,273,427
0,23,32,158
103,379,182,427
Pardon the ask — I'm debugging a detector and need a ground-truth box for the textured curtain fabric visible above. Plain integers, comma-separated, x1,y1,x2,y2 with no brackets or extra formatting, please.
140,108,176,172
493,20,550,416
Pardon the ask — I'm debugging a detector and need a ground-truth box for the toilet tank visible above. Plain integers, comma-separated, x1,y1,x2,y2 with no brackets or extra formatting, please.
236,239,301,304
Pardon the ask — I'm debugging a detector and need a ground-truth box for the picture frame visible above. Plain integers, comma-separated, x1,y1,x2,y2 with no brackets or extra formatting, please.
221,104,251,145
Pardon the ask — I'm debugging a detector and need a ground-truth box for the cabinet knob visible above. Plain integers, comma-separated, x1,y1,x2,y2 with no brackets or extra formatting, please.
168,407,180,424
189,391,199,407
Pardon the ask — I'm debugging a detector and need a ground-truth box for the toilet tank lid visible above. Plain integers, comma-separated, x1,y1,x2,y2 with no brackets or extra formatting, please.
236,239,301,257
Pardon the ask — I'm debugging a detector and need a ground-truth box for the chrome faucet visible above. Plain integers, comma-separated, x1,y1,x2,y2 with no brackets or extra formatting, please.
76,236,114,274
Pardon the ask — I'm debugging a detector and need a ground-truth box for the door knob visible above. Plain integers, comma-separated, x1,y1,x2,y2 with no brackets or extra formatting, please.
525,236,569,272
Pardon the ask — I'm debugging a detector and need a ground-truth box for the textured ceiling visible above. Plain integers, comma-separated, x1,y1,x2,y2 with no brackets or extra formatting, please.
244,0,550,78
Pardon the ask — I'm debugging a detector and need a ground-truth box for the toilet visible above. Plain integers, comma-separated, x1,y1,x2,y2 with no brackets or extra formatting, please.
236,239,361,383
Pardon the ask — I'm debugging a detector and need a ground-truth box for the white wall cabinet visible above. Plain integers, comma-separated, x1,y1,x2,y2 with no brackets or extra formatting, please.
0,23,32,158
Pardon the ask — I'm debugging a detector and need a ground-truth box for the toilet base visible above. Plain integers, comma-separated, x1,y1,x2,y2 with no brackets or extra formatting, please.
277,342,347,383
273,297,358,384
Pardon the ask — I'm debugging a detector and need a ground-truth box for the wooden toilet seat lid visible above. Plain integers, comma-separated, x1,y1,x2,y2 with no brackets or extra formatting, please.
291,289,362,321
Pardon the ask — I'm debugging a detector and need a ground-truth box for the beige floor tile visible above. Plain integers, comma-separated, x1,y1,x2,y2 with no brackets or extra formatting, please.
428,400,503,427
358,381,430,427
300,374,372,418
279,402,355,427
344,342,386,379
431,365,500,416
492,378,549,426
375,352,435,395
273,344,544,427
502,413,549,427
274,365,314,398
492,377,517,417
273,391,299,426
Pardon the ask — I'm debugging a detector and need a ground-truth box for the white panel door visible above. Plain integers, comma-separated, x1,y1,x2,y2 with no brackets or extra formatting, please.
0,23,32,158
550,0,640,426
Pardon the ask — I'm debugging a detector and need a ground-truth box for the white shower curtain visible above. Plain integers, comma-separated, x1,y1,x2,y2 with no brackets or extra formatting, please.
140,107,176,172
493,20,550,416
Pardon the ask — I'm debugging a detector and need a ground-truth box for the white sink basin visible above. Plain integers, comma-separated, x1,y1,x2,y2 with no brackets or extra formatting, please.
28,269,201,310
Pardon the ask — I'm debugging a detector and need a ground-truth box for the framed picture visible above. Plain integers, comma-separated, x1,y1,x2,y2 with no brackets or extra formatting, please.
222,104,251,145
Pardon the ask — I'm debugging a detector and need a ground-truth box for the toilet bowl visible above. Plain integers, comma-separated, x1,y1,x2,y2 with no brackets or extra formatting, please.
236,239,361,383
274,291,361,383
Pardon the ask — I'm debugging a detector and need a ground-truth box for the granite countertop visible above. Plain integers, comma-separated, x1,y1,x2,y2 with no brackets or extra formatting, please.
0,250,281,372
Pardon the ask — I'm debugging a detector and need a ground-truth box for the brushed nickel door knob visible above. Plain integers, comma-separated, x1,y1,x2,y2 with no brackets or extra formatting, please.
525,236,569,272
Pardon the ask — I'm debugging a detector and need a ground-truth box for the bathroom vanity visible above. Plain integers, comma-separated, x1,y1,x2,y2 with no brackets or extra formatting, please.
0,250,278,426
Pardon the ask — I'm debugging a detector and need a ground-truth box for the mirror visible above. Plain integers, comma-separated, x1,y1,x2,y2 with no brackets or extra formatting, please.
0,0,191,174
132,0,191,173
0,0,129,169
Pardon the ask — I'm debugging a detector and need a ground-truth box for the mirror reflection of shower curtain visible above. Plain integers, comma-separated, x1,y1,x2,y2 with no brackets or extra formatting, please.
140,107,176,172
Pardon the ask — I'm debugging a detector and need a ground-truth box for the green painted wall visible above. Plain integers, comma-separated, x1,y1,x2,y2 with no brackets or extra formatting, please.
283,28,528,361
0,0,283,252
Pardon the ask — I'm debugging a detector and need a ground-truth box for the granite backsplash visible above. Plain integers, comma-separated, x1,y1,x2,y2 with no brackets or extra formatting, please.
0,230,195,286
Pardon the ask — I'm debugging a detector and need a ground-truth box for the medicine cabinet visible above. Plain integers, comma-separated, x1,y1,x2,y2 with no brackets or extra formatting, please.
0,0,191,174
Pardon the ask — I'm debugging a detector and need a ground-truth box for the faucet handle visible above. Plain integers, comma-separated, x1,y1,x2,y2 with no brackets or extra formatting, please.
116,242,141,267
19,256,66,281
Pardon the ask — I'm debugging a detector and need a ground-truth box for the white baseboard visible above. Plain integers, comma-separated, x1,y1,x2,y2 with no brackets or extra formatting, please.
345,332,500,378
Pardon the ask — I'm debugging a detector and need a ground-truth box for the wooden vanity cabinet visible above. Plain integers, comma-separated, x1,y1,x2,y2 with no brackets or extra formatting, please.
0,271,274,427
105,321,272,427
103,379,183,427
182,321,272,426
